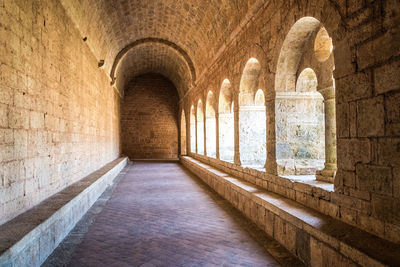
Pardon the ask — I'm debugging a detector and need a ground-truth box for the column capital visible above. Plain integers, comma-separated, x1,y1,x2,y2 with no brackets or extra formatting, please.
318,86,335,100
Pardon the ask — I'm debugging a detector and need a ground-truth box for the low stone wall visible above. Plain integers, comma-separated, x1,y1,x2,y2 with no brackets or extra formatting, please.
188,152,400,243
0,157,128,267
181,156,400,266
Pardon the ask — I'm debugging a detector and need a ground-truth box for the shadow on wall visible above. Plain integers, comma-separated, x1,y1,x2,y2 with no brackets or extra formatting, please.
120,73,179,159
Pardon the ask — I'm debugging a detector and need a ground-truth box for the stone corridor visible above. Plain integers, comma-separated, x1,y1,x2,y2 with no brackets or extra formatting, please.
44,162,301,267
1,0,399,265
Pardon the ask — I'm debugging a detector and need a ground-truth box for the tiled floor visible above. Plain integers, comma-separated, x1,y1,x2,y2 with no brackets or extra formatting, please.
44,162,302,267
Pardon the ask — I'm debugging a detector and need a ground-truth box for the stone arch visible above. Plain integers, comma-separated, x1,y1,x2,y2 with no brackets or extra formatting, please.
218,79,234,162
275,17,322,92
239,58,267,167
197,99,205,155
239,58,262,106
205,91,217,158
274,17,337,181
110,38,196,87
113,43,193,98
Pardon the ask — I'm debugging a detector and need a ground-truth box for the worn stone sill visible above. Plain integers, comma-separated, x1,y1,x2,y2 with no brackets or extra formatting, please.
281,175,334,192
189,152,334,193
182,156,400,267
0,157,128,266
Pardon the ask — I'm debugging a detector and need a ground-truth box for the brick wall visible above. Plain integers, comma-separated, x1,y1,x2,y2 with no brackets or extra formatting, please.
0,0,120,225
121,74,179,159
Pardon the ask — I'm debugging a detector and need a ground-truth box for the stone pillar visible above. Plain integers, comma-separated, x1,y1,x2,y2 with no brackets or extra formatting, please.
316,86,337,183
204,115,207,156
216,112,220,159
234,99,241,165
264,96,278,174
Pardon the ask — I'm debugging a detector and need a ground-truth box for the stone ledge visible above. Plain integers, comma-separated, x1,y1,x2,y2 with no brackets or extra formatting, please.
0,157,128,267
181,156,400,266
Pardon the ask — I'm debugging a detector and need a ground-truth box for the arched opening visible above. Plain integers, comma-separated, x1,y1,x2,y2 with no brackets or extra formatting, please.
190,105,196,153
278,68,325,175
197,99,204,155
205,91,217,158
218,79,234,162
255,89,265,106
275,17,336,181
180,111,187,155
314,27,333,62
121,74,179,159
239,58,266,168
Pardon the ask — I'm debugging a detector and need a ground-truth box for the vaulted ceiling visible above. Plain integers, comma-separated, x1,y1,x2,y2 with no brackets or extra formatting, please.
59,0,264,97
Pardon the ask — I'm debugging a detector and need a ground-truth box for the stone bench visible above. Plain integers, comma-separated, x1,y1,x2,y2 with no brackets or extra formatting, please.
181,156,400,267
0,157,128,267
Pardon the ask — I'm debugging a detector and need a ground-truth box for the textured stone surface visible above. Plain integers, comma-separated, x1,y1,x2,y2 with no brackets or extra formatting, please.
0,158,127,267
0,0,120,225
47,162,302,266
182,156,400,266
1,0,400,263
121,74,179,159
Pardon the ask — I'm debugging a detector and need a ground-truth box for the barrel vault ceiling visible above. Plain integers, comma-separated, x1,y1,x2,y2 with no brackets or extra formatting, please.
59,0,265,97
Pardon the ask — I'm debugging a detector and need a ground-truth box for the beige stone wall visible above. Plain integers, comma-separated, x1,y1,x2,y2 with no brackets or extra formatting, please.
183,0,400,242
0,0,120,225
120,74,179,160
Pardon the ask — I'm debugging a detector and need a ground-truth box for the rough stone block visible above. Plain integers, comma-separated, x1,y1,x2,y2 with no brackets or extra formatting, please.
374,60,400,94
357,27,400,70
273,216,296,254
310,237,323,267
336,71,372,103
384,222,400,243
357,213,385,238
333,39,355,79
336,103,349,138
337,138,371,171
394,167,400,198
383,0,400,28
372,194,400,224
377,138,400,166
295,230,310,264
342,170,356,188
264,210,274,236
356,164,392,195
0,86,13,105
8,107,29,129
0,104,8,128
357,96,385,137
386,91,400,136
340,206,357,225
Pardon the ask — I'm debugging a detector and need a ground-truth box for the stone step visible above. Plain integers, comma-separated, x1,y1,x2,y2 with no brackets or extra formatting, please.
0,157,128,267
181,156,400,267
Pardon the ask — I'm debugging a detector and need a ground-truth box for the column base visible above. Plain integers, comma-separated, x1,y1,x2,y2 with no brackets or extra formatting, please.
316,168,336,183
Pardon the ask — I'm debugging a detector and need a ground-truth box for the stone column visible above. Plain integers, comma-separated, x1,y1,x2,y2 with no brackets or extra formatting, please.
216,112,220,159
204,115,207,156
264,96,278,174
316,86,337,183
234,99,241,165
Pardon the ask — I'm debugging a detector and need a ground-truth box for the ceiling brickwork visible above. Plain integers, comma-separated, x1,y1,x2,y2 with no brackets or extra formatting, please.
116,44,192,97
59,0,262,95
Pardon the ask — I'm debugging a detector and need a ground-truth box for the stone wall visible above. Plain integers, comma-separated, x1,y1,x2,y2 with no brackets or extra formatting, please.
183,0,400,243
121,74,179,159
276,92,325,175
0,0,121,225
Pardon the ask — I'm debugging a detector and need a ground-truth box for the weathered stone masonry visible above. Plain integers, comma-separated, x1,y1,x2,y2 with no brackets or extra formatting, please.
0,0,120,225
121,74,179,160
0,0,399,266
182,0,400,244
